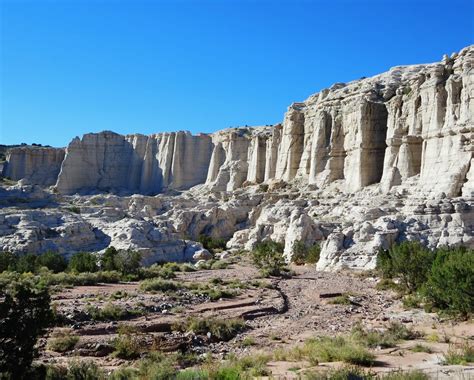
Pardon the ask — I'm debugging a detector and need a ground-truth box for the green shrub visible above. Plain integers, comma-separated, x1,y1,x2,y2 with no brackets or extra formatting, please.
351,322,420,349
0,279,53,379
252,241,290,277
67,206,81,214
198,235,226,253
68,252,99,273
67,360,105,380
37,252,67,273
382,370,429,380
86,303,142,321
112,325,142,359
377,241,434,292
139,264,177,280
47,329,79,352
442,341,474,365
137,352,177,380
303,366,373,380
174,317,245,342
282,336,375,366
424,246,474,316
410,344,432,353
328,294,351,305
139,278,178,292
291,240,321,265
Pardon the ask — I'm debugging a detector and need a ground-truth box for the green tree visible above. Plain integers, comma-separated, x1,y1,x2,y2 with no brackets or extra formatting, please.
15,254,38,273
101,246,119,271
68,252,98,273
252,241,289,277
377,241,434,292
291,240,320,265
0,252,17,273
424,246,474,316
0,279,53,379
114,250,142,276
36,252,67,273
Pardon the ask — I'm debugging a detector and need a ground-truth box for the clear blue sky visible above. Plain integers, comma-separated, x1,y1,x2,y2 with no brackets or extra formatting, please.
1,0,472,147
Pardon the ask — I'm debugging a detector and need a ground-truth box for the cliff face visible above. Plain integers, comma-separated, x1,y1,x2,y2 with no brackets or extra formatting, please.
55,131,213,194
2,147,65,186
4,46,473,197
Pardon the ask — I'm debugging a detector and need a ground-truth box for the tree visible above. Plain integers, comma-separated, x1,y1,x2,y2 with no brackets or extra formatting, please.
0,252,17,273
376,241,434,292
0,279,53,379
101,246,119,271
424,246,474,316
252,241,289,277
15,254,38,273
36,252,67,273
291,241,320,265
68,252,99,273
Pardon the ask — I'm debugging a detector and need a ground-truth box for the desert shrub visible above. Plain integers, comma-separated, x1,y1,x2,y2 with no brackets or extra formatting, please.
112,325,142,359
187,283,236,301
252,240,290,277
351,322,420,349
139,264,177,280
442,341,474,365
45,364,69,380
241,336,256,347
328,294,351,305
47,329,79,352
68,252,99,273
37,251,67,273
174,317,245,342
423,246,474,316
43,270,121,287
86,303,142,321
210,260,230,270
382,370,429,380
303,366,373,380
140,278,178,292
136,352,177,379
67,360,105,380
198,234,226,253
291,240,321,265
0,279,53,379
377,241,434,292
67,206,81,214
410,344,432,353
280,336,375,366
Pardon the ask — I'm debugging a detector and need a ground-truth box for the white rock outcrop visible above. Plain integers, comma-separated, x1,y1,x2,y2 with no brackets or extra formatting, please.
1,46,473,270
2,147,65,186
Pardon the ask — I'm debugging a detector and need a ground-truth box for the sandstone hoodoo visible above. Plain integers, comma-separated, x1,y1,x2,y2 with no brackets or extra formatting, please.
1,45,473,270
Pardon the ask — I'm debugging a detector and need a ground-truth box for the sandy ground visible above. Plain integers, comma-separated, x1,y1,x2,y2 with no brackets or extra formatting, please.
39,257,474,378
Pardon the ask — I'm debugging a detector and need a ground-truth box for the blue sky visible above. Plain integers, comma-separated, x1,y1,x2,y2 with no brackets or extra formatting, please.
1,0,472,147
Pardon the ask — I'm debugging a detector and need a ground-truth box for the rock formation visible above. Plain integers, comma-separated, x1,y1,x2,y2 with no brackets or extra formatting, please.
2,146,65,186
1,45,472,269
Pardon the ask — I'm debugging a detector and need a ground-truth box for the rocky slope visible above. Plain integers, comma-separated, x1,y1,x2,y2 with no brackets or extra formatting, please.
0,46,472,269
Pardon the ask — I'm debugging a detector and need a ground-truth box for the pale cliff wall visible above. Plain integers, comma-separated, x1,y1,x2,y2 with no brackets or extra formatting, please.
2,146,65,186
3,45,473,197
56,131,213,195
